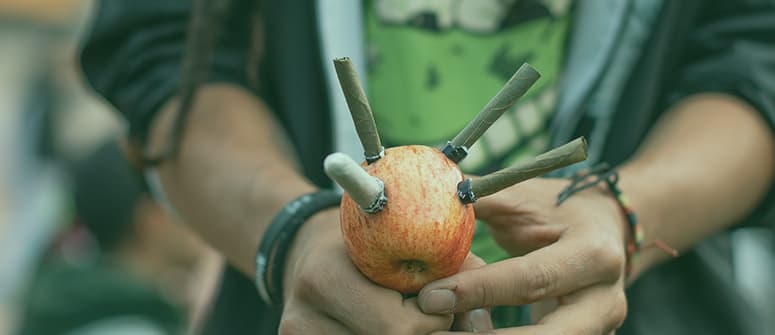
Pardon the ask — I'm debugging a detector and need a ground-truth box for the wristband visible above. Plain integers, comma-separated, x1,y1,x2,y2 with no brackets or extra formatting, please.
255,190,342,305
557,163,677,278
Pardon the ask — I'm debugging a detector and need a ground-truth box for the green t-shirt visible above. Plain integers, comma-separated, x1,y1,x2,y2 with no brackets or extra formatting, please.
366,0,572,327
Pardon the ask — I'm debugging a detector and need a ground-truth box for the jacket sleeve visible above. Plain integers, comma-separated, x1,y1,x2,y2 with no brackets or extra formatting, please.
671,0,775,227
79,0,255,143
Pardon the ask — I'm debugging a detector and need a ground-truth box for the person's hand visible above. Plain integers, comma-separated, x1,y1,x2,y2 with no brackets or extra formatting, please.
417,178,629,334
278,208,494,334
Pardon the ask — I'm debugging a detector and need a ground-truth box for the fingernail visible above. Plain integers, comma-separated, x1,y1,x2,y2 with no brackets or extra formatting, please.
469,308,493,332
420,289,456,313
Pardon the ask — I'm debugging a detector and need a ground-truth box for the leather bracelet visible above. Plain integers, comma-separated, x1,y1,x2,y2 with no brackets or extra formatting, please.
255,190,342,305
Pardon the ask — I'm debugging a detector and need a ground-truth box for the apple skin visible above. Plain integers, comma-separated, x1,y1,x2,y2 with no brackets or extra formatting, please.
340,145,476,293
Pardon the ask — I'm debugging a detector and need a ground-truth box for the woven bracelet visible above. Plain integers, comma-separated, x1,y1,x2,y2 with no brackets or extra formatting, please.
557,163,677,278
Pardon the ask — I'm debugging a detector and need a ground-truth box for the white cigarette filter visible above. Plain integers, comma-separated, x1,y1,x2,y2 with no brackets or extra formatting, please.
324,152,387,213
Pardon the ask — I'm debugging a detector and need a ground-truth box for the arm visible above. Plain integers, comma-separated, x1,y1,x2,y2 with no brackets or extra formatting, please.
416,3,775,333
80,0,271,277
416,92,775,335
622,93,775,277
81,2,460,333
149,85,463,334
147,84,315,275
624,0,775,275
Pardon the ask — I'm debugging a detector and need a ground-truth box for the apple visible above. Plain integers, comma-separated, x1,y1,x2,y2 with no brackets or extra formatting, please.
339,145,475,293
326,58,583,295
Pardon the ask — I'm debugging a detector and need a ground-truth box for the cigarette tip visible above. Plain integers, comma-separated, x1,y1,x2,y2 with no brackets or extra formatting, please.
324,152,359,178
334,57,351,63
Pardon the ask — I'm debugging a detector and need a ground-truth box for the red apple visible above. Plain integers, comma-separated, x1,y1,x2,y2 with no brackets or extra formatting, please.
339,145,476,293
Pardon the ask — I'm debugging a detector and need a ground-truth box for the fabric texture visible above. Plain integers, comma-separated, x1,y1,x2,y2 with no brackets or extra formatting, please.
364,0,570,173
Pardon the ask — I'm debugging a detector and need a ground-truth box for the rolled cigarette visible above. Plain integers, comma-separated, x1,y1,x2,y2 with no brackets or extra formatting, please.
324,152,387,213
460,137,587,203
333,58,384,163
449,63,540,156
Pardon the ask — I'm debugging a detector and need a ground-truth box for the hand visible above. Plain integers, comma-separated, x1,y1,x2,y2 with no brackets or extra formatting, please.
417,178,629,334
279,208,492,334
448,254,494,333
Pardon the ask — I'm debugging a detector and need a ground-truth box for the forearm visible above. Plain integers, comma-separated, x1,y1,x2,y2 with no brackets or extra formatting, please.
619,93,775,276
148,83,316,275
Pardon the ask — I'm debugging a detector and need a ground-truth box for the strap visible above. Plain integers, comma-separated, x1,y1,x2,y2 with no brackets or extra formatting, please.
255,190,342,305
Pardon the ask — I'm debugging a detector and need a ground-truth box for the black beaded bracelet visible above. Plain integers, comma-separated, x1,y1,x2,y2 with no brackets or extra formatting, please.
255,190,342,305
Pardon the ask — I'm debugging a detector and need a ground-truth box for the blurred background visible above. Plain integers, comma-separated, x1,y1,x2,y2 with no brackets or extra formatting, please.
0,1,773,335
0,1,221,334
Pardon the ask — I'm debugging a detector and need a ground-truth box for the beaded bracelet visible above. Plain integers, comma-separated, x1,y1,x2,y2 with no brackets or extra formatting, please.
557,163,677,278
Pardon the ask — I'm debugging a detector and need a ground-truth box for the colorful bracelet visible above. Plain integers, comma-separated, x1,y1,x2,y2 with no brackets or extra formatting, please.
557,163,677,278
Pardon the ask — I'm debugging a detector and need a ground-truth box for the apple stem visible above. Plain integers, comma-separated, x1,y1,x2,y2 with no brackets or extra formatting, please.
459,137,588,203
333,57,384,164
442,63,540,163
324,152,387,213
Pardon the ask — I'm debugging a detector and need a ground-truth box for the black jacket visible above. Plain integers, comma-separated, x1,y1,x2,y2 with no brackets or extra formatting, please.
81,0,775,334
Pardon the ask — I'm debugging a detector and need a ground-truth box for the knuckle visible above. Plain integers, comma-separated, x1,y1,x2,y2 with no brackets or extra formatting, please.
589,240,625,279
474,276,495,308
292,263,326,302
522,263,559,302
609,291,629,329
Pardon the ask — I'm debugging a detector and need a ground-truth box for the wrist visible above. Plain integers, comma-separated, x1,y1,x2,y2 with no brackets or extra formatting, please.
558,164,675,281
611,164,679,280
557,170,629,248
593,182,630,249
254,190,341,305
282,208,340,298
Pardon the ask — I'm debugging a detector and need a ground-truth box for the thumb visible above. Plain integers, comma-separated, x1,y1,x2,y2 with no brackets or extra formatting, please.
418,253,557,314
442,253,495,332
418,253,487,315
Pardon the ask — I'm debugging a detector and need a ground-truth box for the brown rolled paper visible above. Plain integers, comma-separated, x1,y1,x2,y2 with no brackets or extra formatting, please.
450,63,541,150
333,57,383,161
470,137,588,199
